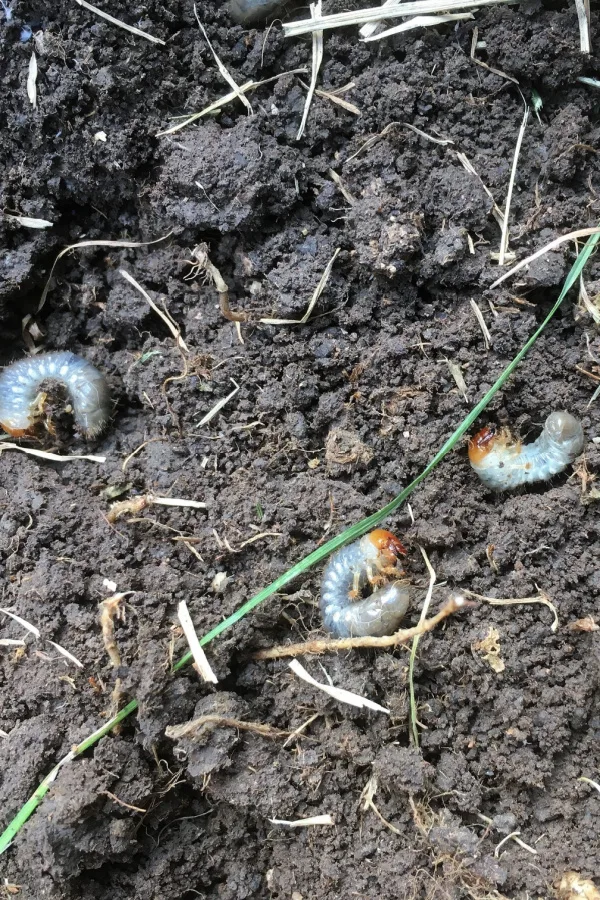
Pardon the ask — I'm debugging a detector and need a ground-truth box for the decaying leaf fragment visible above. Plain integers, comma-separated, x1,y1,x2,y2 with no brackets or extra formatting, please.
472,626,505,673
556,872,600,900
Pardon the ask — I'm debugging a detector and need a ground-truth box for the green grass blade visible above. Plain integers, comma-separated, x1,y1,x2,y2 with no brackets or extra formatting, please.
0,700,138,854
1,230,597,857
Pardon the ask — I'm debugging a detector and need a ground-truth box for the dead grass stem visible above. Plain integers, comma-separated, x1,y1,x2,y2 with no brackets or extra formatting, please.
463,588,558,632
75,0,165,44
498,105,529,266
156,69,307,137
193,4,251,113
490,227,600,289
409,548,437,745
252,594,471,659
165,715,289,741
296,2,323,141
119,268,188,353
38,233,172,312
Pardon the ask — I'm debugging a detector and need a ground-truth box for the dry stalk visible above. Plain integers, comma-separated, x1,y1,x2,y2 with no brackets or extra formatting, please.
101,790,147,814
0,443,105,464
498,104,529,266
165,715,289,741
107,493,206,523
470,300,493,348
470,26,519,84
462,588,558,632
119,268,189,352
296,1,323,141
99,591,133,720
361,12,473,42
574,0,591,53
99,593,130,668
187,244,249,322
37,232,172,312
194,5,251,112
75,0,165,43
489,226,600,289
252,594,472,660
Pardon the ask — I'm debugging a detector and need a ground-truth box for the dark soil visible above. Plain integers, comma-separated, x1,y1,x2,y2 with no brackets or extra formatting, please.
1,1,600,897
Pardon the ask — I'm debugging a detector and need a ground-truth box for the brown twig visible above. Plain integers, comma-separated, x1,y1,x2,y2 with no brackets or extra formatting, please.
251,595,472,660
187,243,250,322
99,593,129,668
99,591,133,720
101,790,147,814
165,715,290,741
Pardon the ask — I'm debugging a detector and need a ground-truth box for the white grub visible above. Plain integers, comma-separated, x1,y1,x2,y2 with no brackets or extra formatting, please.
93,130,107,142
268,814,334,827
177,600,218,684
289,658,390,714
102,578,119,593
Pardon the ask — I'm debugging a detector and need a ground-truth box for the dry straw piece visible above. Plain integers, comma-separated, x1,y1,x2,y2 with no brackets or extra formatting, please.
268,814,335,827
296,1,323,141
498,105,529,266
74,0,165,44
361,12,473,42
0,442,106,464
38,232,172,312
289,658,390,713
119,268,189,353
193,4,251,113
283,0,516,36
4,213,52,229
27,51,37,107
177,600,218,683
253,594,471,659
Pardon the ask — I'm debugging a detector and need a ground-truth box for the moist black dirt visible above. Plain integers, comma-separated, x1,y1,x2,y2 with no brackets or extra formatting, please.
1,1,600,898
